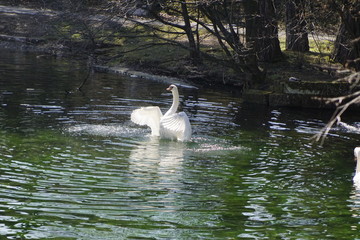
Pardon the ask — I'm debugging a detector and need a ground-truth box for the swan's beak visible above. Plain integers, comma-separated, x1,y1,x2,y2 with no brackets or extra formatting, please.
166,86,173,91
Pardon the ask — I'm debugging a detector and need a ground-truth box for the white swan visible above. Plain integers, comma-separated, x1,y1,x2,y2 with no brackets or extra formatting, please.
131,84,192,141
354,147,360,187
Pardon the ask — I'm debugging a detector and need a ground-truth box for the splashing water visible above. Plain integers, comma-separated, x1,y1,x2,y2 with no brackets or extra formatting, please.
66,124,144,138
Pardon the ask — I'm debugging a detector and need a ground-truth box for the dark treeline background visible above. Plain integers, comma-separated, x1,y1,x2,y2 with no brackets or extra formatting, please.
1,0,359,86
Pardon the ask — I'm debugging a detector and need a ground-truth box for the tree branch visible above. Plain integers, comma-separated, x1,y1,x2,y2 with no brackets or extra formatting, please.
313,73,360,144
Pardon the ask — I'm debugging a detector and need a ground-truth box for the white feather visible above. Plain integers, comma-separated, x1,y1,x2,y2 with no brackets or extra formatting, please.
160,112,191,141
130,84,192,141
131,106,163,136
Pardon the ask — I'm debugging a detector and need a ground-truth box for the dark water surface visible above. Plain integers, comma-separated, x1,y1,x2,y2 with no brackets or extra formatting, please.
1,49,360,239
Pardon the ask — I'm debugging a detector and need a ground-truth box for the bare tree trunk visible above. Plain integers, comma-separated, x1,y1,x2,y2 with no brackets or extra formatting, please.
180,2,201,63
332,2,360,71
285,0,309,52
258,0,283,61
244,0,283,62
333,23,352,66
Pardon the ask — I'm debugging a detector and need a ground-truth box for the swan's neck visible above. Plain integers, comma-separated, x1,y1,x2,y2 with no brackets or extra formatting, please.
165,89,179,116
356,151,360,175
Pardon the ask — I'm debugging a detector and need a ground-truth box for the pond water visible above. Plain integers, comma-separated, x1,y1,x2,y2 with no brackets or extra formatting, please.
0,49,360,240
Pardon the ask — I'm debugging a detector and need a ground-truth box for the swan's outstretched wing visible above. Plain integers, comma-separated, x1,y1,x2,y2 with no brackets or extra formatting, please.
131,106,163,136
160,112,192,141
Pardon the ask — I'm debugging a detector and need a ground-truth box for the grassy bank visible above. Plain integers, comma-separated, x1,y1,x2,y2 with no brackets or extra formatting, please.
0,4,344,89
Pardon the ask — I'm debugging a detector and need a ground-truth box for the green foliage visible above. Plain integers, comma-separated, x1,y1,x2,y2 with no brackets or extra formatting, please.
308,39,333,55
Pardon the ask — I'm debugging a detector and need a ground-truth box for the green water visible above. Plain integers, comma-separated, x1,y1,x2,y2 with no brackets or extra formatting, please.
0,49,360,239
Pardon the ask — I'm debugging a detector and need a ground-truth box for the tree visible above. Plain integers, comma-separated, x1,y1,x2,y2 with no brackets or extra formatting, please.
285,0,309,52
315,0,360,143
148,1,201,62
332,0,360,71
142,0,266,85
197,0,265,83
244,0,283,61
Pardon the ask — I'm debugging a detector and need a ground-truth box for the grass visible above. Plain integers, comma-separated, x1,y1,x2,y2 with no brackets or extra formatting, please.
49,17,340,86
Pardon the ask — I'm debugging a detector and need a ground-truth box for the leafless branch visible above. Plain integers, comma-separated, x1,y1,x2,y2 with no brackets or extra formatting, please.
313,72,360,144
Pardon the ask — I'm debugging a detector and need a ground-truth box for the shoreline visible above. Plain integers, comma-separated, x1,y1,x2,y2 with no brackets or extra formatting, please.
1,4,359,110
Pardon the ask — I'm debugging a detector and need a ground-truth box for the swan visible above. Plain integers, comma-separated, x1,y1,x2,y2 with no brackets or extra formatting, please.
131,84,192,141
354,147,360,186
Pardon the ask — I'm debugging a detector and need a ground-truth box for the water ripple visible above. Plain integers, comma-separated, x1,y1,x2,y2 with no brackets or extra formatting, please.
1,49,360,239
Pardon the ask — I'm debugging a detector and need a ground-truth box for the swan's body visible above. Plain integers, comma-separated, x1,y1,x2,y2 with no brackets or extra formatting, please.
131,84,192,141
354,147,360,186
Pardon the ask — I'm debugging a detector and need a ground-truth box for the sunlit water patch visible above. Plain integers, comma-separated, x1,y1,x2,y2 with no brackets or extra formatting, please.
338,121,360,134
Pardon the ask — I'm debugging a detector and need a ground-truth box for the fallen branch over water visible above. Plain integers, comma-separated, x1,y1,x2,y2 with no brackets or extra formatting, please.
314,72,360,144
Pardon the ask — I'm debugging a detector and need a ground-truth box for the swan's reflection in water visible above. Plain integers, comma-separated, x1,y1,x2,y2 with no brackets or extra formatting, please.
349,187,360,231
127,137,192,218
129,137,185,168
128,137,186,193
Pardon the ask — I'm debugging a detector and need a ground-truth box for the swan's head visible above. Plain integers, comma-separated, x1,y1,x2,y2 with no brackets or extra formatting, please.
355,147,360,161
166,84,178,92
